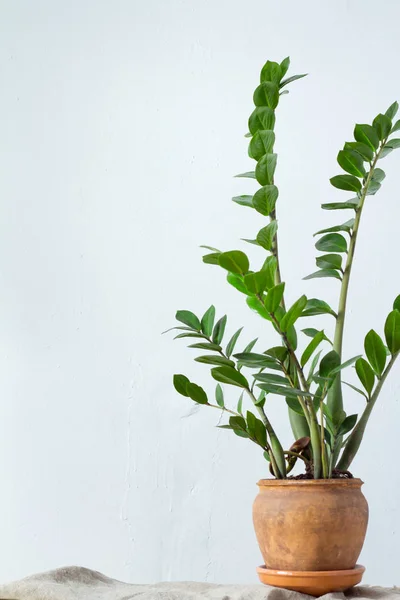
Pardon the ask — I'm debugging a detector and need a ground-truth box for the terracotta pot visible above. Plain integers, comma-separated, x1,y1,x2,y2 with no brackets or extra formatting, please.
253,479,368,573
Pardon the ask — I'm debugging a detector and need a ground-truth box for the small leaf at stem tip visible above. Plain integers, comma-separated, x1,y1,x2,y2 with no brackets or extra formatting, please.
226,327,243,358
265,282,285,313
252,184,279,216
248,106,276,135
372,113,392,141
355,357,375,395
280,295,308,332
211,366,249,388
248,130,275,161
303,269,342,281
232,195,254,208
337,149,366,177
330,174,362,192
218,251,249,275
301,298,337,318
201,305,216,336
321,200,359,211
255,153,278,186
215,384,224,408
212,315,227,345
314,219,355,236
364,329,387,377
384,310,400,355
315,233,348,253
186,382,208,404
175,310,201,330
280,56,290,78
244,270,270,295
260,60,282,84
253,81,279,109
279,73,307,88
385,101,399,121
344,141,374,162
354,123,379,150
393,295,400,312
173,374,191,397
257,221,278,251
316,254,342,270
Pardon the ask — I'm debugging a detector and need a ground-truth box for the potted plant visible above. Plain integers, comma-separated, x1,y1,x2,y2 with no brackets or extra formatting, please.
165,57,400,596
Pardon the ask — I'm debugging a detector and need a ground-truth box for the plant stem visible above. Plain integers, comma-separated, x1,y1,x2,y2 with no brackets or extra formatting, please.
337,352,399,470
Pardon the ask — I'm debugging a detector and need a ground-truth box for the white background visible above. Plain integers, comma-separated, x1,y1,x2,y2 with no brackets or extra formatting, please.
1,0,400,587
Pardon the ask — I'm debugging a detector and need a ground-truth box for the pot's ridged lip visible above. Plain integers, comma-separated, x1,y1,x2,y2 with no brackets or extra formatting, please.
257,564,365,577
257,477,364,487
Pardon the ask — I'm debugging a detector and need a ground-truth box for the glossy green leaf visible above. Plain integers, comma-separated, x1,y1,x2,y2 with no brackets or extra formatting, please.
329,355,362,376
280,295,307,332
246,295,271,320
301,298,337,317
229,415,248,438
201,305,215,336
173,374,191,397
355,357,375,396
285,397,306,416
316,254,342,270
203,252,221,265
211,366,249,388
261,256,277,289
385,101,399,120
253,81,279,109
315,233,347,253
391,119,400,133
372,168,386,183
366,179,381,195
321,200,359,211
319,350,341,378
257,221,278,251
253,372,288,385
342,380,368,400
265,283,285,313
337,149,366,177
237,392,243,414
195,355,235,367
235,171,256,179
364,329,387,377
227,273,247,295
307,350,322,384
393,295,400,312
303,269,341,281
330,174,362,192
344,142,374,162
186,382,208,404
354,123,379,150
232,195,253,208
234,352,279,369
254,417,267,447
244,270,270,294
189,342,221,351
212,315,227,345
264,346,288,362
176,310,201,330
279,73,307,88
226,327,243,358
384,310,400,355
248,106,276,135
218,251,249,275
257,383,313,398
174,332,205,339
260,60,282,84
255,153,277,185
301,330,325,367
215,384,224,408
314,219,354,235
373,113,392,140
338,414,358,436
252,185,279,216
248,130,275,161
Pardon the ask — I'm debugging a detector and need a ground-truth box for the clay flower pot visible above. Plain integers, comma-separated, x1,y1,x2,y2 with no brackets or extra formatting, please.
253,479,368,596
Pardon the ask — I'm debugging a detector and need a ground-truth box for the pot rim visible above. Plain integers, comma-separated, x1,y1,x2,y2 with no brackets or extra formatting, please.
257,477,364,488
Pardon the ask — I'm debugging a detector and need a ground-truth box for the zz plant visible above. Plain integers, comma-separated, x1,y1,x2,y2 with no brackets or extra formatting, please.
166,57,400,479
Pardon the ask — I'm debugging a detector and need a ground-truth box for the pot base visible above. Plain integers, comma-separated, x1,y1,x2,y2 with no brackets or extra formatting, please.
257,564,365,597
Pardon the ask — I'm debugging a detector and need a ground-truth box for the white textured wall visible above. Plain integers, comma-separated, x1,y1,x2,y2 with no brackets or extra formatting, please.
1,0,400,587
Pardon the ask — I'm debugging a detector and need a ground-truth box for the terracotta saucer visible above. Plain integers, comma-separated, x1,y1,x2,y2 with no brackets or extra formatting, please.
257,564,365,597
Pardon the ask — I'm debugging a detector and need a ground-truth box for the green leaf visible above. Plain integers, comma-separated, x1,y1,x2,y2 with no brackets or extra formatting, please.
248,130,275,161
218,251,249,275
265,283,285,313
301,298,336,318
176,310,201,330
372,168,385,183
229,415,248,438
248,107,276,135
342,380,368,400
366,179,381,195
255,153,277,185
385,101,399,120
215,384,224,408
303,269,341,281
253,81,279,109
257,383,313,398
252,185,279,216
354,123,379,150
189,342,221,351
301,330,325,367
174,332,205,339
373,113,392,140
314,219,355,235
279,73,307,88
186,382,208,404
246,295,271,320
235,171,256,179
234,352,279,369
393,295,400,311
384,310,400,355
201,305,216,336
173,374,191,397
315,233,347,253
391,119,400,133
264,346,288,362
337,149,366,178
330,174,362,192
364,329,387,377
319,350,341,378
203,252,220,265
232,195,253,208
344,142,374,162
302,328,332,345
316,254,342,270
226,327,243,358
242,338,258,354
329,355,362,376
211,366,249,388
254,417,267,447
261,256,277,289
338,414,358,436
285,397,306,416
244,270,270,295
212,315,227,345
321,200,359,211
253,373,289,385
227,273,247,294
280,295,307,332
257,221,278,251
195,355,235,367
307,350,322,384
260,60,282,84
355,358,375,396
280,57,290,78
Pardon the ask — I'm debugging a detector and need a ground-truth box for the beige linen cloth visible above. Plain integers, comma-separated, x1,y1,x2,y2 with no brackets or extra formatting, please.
0,566,398,600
